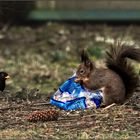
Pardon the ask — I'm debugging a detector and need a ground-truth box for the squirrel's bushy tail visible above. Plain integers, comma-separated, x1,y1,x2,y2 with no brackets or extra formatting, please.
106,43,140,99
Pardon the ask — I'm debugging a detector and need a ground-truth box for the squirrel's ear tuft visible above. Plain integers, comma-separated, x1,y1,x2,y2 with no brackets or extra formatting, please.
81,49,89,63
80,49,93,70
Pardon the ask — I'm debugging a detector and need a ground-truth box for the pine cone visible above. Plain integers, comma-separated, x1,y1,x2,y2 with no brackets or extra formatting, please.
26,109,59,122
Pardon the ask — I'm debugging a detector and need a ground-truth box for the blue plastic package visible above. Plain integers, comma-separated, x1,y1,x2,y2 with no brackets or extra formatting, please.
50,74,103,110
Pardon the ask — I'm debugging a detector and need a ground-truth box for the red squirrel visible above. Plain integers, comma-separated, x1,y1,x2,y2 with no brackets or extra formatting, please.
75,43,140,105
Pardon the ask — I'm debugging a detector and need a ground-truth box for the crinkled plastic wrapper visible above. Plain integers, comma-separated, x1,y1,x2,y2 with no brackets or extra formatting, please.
50,75,103,110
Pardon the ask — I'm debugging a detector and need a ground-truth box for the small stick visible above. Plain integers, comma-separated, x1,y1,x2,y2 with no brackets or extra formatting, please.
0,102,51,111
31,102,51,106
0,105,24,111
102,103,116,110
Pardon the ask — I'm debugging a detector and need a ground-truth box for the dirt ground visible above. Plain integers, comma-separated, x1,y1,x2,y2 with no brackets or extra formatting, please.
0,22,140,139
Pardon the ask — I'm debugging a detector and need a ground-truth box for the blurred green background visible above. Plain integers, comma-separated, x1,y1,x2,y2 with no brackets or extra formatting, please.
0,0,139,96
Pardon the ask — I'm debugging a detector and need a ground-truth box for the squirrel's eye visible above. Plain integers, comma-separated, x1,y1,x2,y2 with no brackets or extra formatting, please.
80,69,85,74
